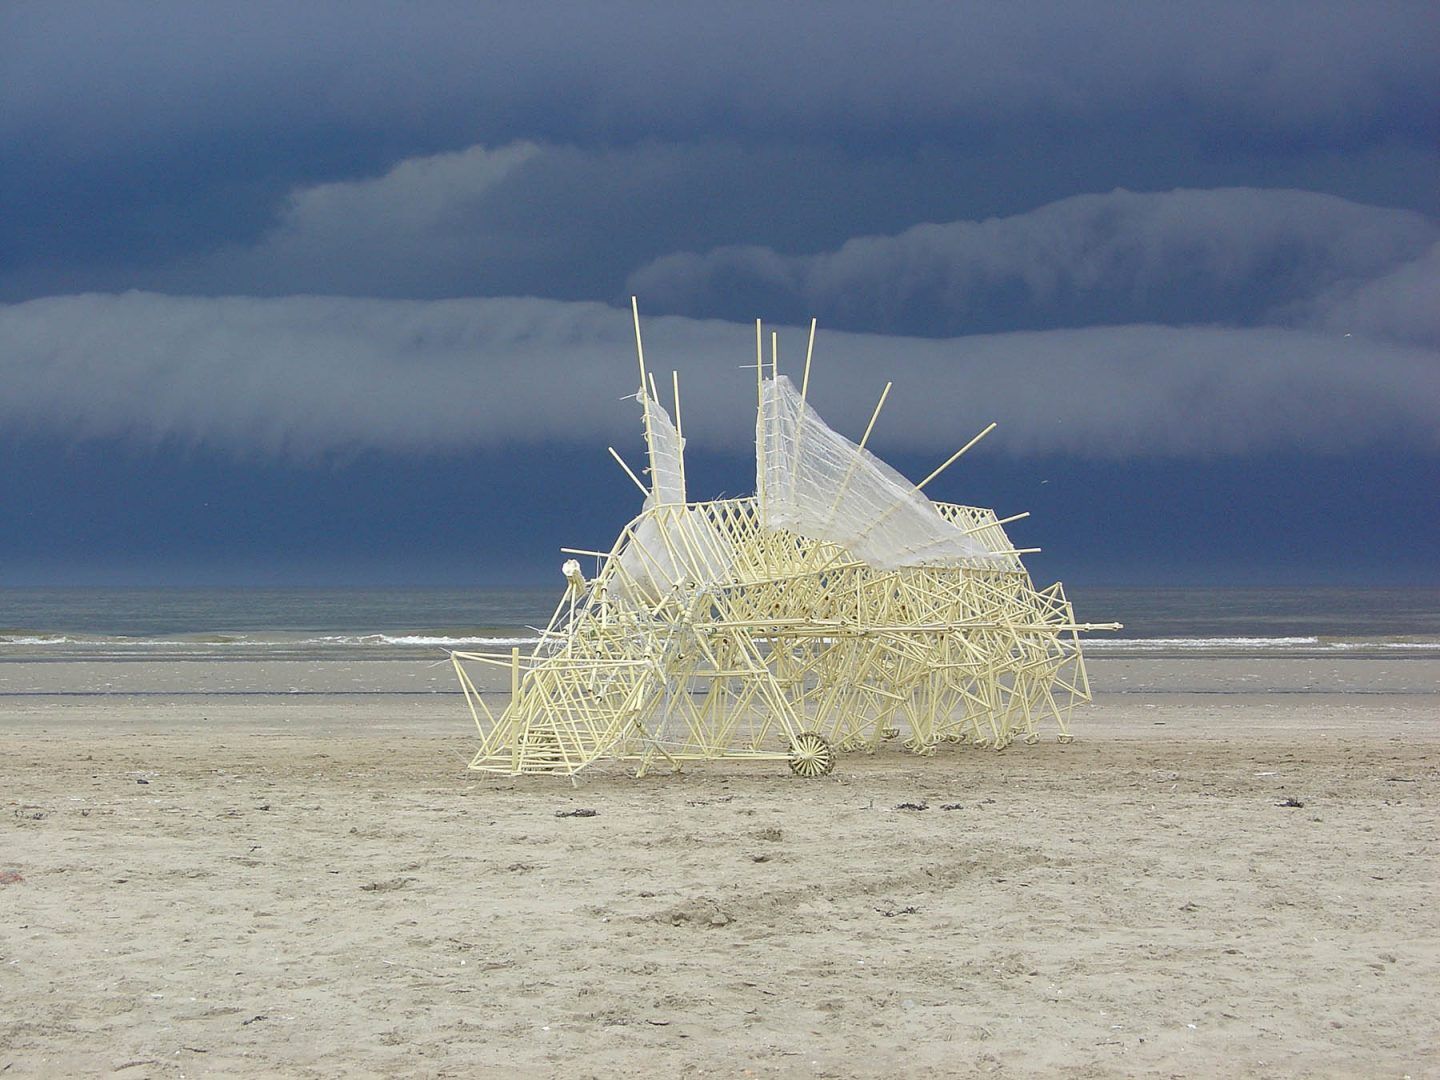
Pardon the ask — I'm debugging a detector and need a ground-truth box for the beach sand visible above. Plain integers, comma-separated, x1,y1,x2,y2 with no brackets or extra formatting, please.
2,657,1437,1077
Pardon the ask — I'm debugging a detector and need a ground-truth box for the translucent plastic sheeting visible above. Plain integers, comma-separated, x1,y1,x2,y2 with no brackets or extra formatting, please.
618,396,734,601
619,508,734,602
758,376,998,570
643,394,686,506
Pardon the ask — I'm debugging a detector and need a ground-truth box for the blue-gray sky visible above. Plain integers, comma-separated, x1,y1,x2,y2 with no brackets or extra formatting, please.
1,2,1437,586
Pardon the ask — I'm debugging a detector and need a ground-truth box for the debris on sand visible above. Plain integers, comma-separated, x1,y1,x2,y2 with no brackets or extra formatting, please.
654,896,733,928
360,877,416,892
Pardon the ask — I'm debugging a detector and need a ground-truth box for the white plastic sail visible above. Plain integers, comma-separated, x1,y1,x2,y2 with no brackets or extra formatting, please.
644,393,686,507
620,395,732,599
758,376,996,569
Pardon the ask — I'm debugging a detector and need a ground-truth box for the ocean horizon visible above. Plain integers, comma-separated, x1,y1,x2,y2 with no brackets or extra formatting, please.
3,584,1439,660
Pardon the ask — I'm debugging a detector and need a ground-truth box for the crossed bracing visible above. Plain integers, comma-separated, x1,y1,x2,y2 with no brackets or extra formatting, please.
454,503,1102,778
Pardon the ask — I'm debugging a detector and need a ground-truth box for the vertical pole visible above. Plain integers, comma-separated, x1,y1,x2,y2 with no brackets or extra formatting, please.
755,318,766,518
632,296,655,494
671,369,687,501
800,317,816,404
793,317,818,518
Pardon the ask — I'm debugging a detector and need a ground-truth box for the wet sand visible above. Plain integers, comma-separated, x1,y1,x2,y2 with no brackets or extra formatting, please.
1,657,1437,1077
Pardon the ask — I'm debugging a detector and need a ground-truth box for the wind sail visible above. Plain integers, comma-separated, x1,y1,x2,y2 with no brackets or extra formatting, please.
619,394,732,598
643,393,686,507
758,376,996,570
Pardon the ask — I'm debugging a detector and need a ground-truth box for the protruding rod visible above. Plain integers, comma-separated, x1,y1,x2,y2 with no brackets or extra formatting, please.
961,510,1030,535
792,317,819,506
858,381,892,450
670,371,683,437
824,381,892,527
607,445,651,498
755,318,766,514
916,422,997,491
800,317,816,403
771,330,779,381
852,418,1000,543
631,296,655,491
671,369,687,498
631,295,648,386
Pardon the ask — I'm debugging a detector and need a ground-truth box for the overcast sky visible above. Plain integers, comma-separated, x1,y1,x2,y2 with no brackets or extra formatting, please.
2,2,1436,586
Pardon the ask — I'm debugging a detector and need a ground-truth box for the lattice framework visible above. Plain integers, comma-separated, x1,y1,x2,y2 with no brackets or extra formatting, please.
453,304,1117,778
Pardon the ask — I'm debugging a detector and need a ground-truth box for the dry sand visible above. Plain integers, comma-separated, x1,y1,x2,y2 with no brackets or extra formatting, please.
2,657,1437,1078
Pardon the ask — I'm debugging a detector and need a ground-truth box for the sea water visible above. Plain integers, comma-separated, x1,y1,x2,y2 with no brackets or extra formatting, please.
1076,586,1440,655
0,587,552,661
2,585,1438,659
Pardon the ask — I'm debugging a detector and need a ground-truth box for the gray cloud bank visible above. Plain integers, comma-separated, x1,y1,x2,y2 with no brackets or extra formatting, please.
630,188,1439,339
2,293,1435,462
154,155,1439,348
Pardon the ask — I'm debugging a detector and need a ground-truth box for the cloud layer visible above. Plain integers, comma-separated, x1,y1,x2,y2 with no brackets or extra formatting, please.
630,188,1439,339
4,4,1435,303
105,158,1438,355
3,292,1435,462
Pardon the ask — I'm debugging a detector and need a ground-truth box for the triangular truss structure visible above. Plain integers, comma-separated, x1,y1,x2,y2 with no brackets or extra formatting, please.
453,302,1119,778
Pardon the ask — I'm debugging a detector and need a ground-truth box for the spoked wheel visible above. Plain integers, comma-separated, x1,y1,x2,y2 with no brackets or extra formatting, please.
788,732,835,778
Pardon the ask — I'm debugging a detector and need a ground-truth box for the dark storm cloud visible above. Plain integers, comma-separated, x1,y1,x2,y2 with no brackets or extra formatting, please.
5,2,1433,151
2,293,1435,460
2,4,1434,461
3,3,1435,588
4,1,1436,301
166,140,981,302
